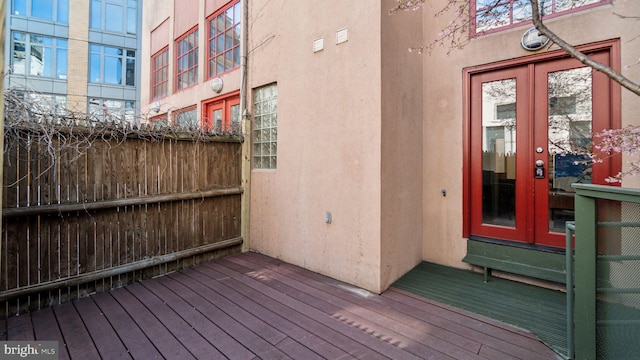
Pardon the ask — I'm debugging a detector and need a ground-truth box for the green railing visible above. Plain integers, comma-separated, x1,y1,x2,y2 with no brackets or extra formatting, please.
568,184,640,360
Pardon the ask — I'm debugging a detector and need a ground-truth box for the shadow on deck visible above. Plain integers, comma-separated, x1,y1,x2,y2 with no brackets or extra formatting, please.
1,253,561,359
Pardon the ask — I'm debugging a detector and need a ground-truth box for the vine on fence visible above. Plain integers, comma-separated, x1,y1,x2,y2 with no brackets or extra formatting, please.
3,88,242,187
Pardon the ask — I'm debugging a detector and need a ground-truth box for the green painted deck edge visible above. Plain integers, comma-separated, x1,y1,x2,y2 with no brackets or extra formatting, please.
463,239,567,284
392,261,567,356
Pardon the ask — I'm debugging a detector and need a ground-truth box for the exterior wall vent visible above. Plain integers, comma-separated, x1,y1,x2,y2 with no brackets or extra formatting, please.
313,37,324,52
336,28,348,44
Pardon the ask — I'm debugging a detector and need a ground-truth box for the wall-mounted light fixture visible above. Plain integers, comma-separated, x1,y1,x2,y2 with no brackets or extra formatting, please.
521,27,549,51
210,77,224,93
150,102,161,113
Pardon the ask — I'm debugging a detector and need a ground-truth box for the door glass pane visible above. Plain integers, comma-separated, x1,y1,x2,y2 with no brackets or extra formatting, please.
548,67,592,232
482,79,517,227
213,109,222,131
230,104,240,124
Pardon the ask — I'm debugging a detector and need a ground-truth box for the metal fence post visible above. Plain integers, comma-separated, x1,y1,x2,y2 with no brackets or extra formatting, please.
574,191,597,360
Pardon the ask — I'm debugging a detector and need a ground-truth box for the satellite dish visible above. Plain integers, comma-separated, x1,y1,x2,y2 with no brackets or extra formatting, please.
521,27,550,51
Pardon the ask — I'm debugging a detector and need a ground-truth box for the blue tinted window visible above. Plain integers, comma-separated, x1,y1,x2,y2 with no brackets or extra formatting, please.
127,7,137,34
89,53,101,83
90,45,134,86
12,0,27,15
90,0,101,29
12,33,27,75
126,59,135,86
12,32,66,79
56,48,67,79
104,56,122,84
104,47,121,55
57,0,69,23
105,3,123,32
32,0,54,20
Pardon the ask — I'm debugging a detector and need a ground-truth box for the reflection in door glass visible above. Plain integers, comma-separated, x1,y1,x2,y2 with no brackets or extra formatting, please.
482,79,517,227
548,67,592,233
213,109,223,131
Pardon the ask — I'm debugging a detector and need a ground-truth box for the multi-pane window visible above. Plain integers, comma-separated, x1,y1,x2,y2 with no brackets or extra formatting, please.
176,28,199,91
89,98,135,123
151,48,169,100
12,92,67,117
11,0,69,23
173,106,198,129
11,32,68,79
253,84,277,169
150,114,169,130
474,0,605,33
90,0,138,35
89,45,136,86
207,0,241,78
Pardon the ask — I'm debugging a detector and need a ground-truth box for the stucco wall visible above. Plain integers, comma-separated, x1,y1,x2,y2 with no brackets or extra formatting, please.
247,0,385,292
421,0,640,268
379,0,424,289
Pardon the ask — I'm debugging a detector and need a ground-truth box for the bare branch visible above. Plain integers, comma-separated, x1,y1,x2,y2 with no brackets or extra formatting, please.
530,0,640,96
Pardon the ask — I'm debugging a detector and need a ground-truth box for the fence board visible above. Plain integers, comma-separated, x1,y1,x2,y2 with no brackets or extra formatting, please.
2,131,242,317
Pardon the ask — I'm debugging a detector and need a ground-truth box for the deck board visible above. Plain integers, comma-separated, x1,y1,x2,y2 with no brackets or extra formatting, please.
91,291,163,359
32,306,75,360
53,301,101,360
73,297,130,360
110,287,196,359
1,252,562,360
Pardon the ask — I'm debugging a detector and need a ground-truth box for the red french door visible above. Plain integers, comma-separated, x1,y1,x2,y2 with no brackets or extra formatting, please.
468,50,618,248
203,92,240,132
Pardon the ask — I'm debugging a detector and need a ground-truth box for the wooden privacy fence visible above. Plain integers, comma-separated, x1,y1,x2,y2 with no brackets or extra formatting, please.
1,129,243,317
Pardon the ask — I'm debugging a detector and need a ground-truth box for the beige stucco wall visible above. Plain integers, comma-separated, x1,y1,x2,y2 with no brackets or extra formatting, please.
421,0,640,268
380,0,424,289
247,0,386,293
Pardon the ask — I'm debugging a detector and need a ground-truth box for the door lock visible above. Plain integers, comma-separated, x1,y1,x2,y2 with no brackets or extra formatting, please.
535,160,545,179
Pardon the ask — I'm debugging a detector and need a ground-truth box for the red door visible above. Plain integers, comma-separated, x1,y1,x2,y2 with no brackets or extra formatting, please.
469,50,618,248
203,93,240,132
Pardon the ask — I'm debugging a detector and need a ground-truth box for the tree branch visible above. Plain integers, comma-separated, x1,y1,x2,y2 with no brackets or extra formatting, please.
530,0,640,96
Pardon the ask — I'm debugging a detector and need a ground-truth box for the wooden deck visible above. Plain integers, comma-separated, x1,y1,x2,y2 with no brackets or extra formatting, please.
1,252,561,359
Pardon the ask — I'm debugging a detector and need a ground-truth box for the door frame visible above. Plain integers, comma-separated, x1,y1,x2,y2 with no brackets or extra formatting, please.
463,39,621,246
